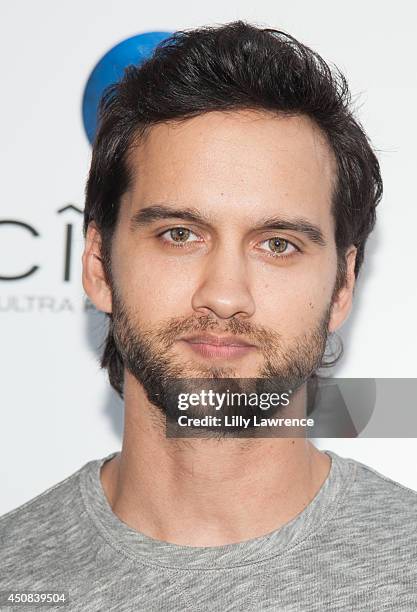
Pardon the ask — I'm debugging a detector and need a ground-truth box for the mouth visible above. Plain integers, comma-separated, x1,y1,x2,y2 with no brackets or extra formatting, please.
178,334,257,360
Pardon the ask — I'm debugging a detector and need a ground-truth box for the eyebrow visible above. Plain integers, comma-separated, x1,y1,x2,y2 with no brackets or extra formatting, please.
130,204,326,246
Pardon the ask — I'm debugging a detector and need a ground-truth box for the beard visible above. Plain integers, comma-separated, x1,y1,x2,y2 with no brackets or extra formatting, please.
108,285,332,436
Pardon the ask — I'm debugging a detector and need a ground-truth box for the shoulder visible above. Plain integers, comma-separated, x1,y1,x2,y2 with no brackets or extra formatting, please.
330,452,417,551
0,461,87,530
0,460,97,586
347,455,417,512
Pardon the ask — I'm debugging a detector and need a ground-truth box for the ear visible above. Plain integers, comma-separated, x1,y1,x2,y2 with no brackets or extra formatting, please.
82,222,112,314
328,246,357,333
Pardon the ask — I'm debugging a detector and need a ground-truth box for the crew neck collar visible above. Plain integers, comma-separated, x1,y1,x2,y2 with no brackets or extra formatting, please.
79,449,356,570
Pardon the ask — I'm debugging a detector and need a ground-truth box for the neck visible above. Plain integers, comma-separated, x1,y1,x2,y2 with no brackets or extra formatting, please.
101,371,331,546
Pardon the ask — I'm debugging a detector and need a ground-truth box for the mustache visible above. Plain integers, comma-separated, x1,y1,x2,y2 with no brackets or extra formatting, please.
149,314,280,352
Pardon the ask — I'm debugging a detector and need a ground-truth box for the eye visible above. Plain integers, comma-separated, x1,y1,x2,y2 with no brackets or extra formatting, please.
158,227,201,246
258,237,298,258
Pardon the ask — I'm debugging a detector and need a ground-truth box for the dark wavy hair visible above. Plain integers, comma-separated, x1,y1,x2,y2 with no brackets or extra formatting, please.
84,21,382,399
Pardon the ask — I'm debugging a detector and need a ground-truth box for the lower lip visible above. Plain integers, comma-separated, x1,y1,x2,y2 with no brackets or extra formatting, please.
181,341,255,359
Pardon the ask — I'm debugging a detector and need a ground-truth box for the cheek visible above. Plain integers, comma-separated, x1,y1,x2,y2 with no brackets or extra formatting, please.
112,246,195,324
252,256,336,331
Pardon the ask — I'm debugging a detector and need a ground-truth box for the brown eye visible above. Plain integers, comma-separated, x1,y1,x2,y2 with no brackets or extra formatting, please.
259,237,298,258
159,227,200,246
169,227,191,242
268,237,288,253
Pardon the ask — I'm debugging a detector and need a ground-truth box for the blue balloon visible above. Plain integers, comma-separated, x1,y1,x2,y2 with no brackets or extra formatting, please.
82,31,172,144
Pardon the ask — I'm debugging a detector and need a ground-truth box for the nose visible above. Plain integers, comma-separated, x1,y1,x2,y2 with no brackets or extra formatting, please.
191,246,256,320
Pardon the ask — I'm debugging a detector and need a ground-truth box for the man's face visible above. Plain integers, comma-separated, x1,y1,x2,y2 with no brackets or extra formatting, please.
90,111,352,415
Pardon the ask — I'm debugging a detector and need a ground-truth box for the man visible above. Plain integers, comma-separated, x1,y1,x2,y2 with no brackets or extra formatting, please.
1,21,416,611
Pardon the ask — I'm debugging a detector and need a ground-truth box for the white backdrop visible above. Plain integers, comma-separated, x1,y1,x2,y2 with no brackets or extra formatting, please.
1,0,416,515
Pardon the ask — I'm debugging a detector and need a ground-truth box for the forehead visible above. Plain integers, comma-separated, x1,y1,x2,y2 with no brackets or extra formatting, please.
122,110,336,231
